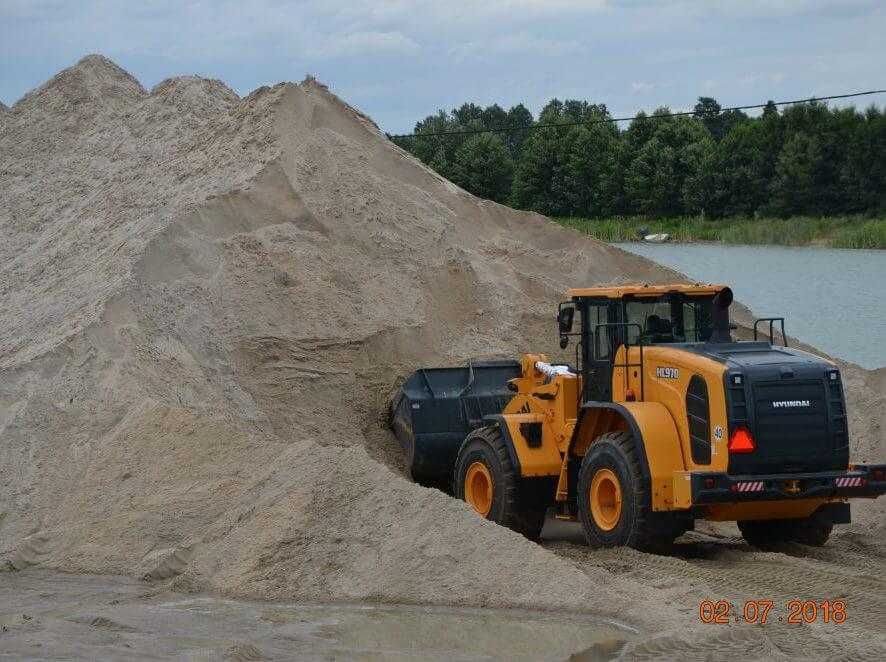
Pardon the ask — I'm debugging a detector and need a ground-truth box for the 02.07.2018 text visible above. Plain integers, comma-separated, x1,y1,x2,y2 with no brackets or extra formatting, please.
698,599,846,625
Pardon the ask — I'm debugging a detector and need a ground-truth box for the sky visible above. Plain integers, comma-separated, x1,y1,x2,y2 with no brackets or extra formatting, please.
2,1,885,133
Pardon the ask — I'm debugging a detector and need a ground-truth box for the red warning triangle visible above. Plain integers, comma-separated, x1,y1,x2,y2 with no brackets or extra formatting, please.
728,427,755,453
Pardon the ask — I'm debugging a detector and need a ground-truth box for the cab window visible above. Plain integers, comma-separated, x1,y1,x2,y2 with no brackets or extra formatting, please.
626,300,677,344
624,296,715,344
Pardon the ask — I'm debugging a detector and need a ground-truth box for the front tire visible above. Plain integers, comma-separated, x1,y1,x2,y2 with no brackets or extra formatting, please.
453,426,546,540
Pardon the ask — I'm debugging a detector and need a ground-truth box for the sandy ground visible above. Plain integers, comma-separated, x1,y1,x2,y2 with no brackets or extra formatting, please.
540,520,886,659
1,56,884,660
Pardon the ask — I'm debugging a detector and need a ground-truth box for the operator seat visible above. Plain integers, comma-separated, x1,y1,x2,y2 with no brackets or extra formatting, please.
645,315,675,343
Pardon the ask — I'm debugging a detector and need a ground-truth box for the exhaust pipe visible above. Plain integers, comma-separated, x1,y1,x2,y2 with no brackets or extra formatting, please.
711,287,733,343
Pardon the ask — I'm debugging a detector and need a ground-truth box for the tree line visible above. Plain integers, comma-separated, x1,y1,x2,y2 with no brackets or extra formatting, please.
391,96,886,219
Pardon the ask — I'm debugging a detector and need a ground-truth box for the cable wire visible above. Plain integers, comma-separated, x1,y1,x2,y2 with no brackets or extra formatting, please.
388,88,886,140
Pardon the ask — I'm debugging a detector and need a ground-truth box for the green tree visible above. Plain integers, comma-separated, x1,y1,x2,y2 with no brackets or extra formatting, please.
450,133,514,203
716,122,769,215
451,103,485,127
682,136,720,215
504,103,534,158
769,133,822,215
694,97,748,141
481,103,508,129
511,125,568,215
402,110,459,179
622,110,709,215
624,110,656,152
842,107,886,212
562,124,618,216
398,94,883,220
778,102,850,213
624,137,677,215
511,100,615,215
694,97,724,139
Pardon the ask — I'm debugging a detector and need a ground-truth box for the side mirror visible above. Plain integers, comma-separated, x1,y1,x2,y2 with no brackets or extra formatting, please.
557,303,574,349
557,304,575,334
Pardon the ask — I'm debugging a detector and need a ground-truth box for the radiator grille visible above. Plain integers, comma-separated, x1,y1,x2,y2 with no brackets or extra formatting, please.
746,379,831,472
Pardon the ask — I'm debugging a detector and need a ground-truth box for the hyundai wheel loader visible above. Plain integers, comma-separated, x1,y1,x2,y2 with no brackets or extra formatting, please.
391,284,886,549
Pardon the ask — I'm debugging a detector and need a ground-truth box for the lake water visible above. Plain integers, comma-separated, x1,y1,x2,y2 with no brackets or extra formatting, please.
615,242,886,369
1,570,634,661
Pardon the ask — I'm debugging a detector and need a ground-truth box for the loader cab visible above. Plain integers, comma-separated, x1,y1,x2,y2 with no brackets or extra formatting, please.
559,284,733,403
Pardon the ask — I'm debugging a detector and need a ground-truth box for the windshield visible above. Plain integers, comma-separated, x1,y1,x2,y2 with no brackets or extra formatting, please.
625,295,715,344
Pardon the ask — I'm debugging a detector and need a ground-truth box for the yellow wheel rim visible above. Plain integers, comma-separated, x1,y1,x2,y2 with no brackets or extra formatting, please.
590,468,622,531
464,461,494,517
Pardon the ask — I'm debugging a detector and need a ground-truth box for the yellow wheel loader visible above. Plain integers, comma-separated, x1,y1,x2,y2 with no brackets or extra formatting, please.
391,284,886,549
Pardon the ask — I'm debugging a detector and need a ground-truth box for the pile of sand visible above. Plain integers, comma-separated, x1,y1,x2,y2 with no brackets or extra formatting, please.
0,55,668,615
0,56,882,624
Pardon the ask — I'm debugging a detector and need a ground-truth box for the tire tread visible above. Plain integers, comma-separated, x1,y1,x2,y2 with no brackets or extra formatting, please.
455,425,546,540
579,430,684,550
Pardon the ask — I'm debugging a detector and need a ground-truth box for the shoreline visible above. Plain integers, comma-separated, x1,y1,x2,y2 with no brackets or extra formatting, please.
555,215,886,249
615,238,883,251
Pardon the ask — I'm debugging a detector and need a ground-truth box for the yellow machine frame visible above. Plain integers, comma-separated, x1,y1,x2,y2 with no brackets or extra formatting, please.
494,282,842,521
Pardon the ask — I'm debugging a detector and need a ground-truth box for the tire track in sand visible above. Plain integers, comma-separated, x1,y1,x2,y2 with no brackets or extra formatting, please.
547,530,886,661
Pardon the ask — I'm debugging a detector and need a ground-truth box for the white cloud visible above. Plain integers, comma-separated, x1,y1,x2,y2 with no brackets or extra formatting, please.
313,31,420,58
611,0,877,20
738,72,789,87
324,0,607,25
631,81,655,93
0,2,424,62
449,32,585,61
0,0,68,20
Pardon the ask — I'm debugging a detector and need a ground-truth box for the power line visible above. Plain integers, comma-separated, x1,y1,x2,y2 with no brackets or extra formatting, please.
388,88,886,140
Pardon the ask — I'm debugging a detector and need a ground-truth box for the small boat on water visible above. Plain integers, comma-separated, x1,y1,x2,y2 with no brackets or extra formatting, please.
643,233,670,243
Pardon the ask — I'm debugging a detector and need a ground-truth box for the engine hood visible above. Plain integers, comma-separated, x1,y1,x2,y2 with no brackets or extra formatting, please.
673,341,834,372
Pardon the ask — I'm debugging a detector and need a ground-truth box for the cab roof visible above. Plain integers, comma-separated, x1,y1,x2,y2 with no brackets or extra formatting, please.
567,283,728,299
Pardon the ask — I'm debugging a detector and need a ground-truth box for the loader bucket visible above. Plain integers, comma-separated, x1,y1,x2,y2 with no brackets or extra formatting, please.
390,360,521,486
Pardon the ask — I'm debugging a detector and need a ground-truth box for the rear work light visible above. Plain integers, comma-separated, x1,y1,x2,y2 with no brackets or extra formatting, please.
729,426,755,454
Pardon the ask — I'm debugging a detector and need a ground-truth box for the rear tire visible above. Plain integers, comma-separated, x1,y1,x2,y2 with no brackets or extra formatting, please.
739,511,833,548
790,511,833,546
738,520,791,547
453,426,546,541
577,431,680,551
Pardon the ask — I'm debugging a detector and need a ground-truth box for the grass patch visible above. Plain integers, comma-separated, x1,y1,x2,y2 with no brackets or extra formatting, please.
832,219,886,249
555,216,886,249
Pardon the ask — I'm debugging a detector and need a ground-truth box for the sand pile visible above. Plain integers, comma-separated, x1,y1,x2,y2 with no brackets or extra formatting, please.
0,55,668,614
0,55,883,622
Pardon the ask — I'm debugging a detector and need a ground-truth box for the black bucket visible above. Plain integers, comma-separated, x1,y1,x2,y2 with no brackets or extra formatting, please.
390,360,521,486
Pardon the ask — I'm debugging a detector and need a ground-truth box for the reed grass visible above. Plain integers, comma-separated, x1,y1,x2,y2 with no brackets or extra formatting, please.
555,216,886,249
